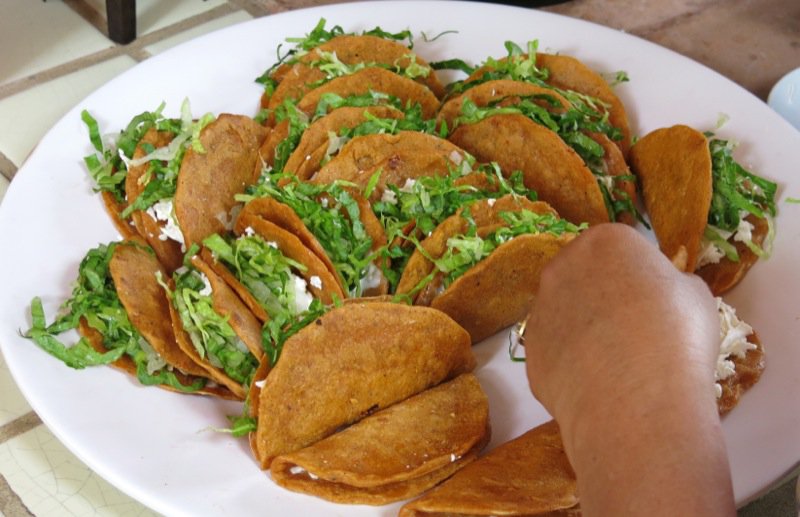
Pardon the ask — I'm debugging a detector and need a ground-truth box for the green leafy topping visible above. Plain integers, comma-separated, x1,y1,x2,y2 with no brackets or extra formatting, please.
262,299,328,366
120,101,215,217
707,137,777,231
169,266,257,386
24,243,205,392
202,233,313,317
433,209,586,288
239,174,376,296
700,136,778,263
372,164,537,291
82,104,175,203
430,58,476,75
305,50,430,85
81,100,214,215
454,97,643,223
265,93,417,174
255,18,415,90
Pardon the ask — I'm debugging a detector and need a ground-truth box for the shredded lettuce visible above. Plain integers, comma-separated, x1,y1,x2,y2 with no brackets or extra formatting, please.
81,100,214,216
239,174,376,296
700,136,777,263
400,208,585,301
372,163,537,291
169,266,257,386
452,96,643,224
202,233,313,317
255,18,415,91
24,243,205,392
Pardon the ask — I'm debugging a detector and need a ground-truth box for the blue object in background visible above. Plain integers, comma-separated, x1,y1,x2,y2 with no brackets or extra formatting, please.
768,67,800,131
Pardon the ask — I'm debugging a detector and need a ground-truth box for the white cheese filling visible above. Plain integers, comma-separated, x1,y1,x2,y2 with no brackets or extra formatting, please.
714,297,756,398
696,211,755,268
146,199,185,249
290,275,314,314
357,262,384,295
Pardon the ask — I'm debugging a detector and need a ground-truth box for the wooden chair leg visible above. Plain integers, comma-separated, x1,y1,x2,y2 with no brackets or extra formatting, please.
106,0,136,44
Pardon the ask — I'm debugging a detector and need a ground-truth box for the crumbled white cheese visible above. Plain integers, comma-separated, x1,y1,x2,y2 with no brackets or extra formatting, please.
288,465,317,479
380,189,398,205
198,272,213,297
291,275,314,313
597,174,615,192
324,130,348,160
448,150,463,166
696,212,755,269
309,275,322,289
714,297,756,398
244,226,256,237
733,217,755,244
696,236,728,268
254,379,266,389
399,178,417,193
146,199,185,249
487,198,496,207
357,263,384,294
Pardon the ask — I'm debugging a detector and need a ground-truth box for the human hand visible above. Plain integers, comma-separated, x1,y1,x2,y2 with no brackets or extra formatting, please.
523,222,719,432
523,223,735,516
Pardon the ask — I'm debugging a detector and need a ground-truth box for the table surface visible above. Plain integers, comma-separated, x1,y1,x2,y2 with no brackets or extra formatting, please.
0,0,797,515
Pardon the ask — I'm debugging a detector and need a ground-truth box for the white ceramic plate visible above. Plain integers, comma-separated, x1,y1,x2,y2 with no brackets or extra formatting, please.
1,2,799,515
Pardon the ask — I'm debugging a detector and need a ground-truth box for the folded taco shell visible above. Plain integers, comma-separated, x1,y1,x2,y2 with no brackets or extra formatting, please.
270,373,490,505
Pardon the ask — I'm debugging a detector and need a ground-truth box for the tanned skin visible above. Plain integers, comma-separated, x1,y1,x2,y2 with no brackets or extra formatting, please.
524,223,736,517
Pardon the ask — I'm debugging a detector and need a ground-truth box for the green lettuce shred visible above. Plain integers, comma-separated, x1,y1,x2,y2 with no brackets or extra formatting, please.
24,243,205,392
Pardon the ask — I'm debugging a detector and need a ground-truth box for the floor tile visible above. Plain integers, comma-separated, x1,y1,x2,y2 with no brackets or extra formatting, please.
637,0,800,100
0,0,114,87
84,0,228,36
0,55,137,168
143,10,253,56
542,0,719,32
0,426,157,517
0,176,8,208
0,351,32,428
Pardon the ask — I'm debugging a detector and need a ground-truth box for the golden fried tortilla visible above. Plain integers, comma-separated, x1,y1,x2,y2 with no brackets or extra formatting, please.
284,105,404,180
537,53,631,159
174,114,268,249
237,197,341,288
252,301,475,468
697,215,769,296
236,207,344,304
270,373,490,504
468,52,632,158
125,127,184,273
396,196,570,342
399,420,580,517
79,312,234,399
312,131,469,201
437,79,571,132
265,34,445,112
295,67,441,121
434,233,574,343
100,191,139,240
590,131,638,226
167,259,262,400
110,241,210,377
449,113,608,226
628,125,712,272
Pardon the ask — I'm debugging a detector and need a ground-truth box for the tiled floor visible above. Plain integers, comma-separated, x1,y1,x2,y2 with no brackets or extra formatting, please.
0,1,797,516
